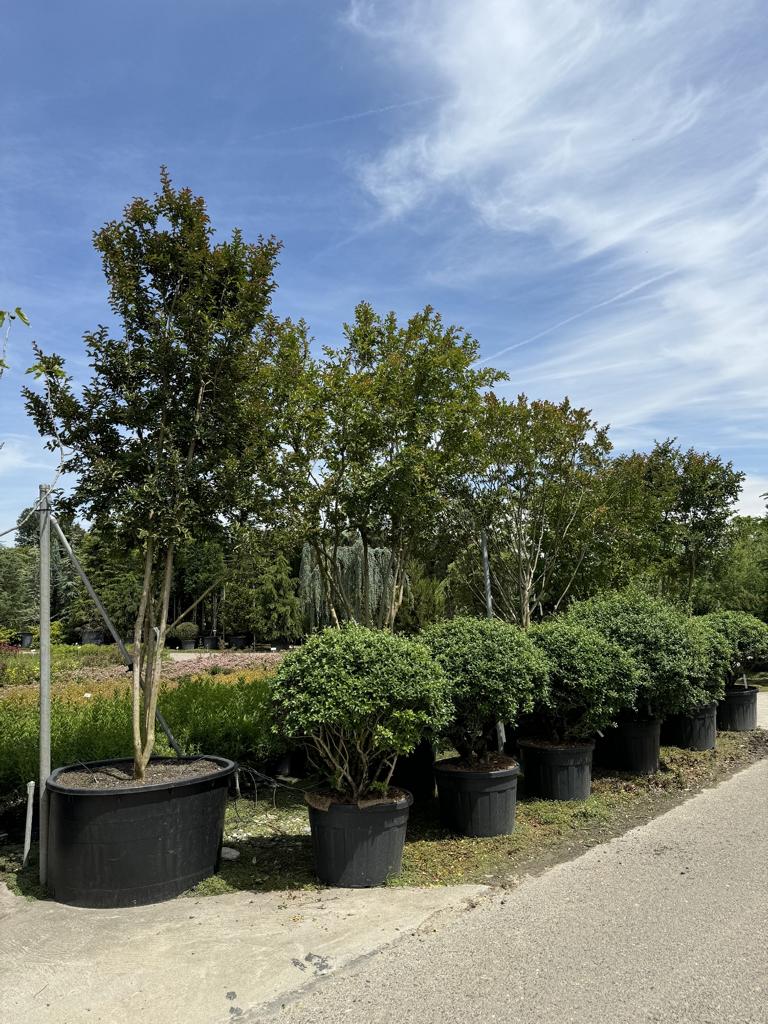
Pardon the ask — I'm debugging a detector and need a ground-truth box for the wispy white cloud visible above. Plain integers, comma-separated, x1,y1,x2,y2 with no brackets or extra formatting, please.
348,0,768,466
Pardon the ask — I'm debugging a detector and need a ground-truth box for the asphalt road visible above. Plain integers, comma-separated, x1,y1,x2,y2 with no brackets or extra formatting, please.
256,756,768,1024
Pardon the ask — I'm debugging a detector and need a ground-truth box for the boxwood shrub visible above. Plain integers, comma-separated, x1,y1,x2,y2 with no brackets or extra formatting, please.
700,611,768,684
420,616,548,764
271,624,451,800
680,616,731,714
565,588,694,718
529,618,642,741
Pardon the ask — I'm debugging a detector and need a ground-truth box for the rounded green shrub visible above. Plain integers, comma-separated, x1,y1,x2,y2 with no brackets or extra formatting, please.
565,588,694,718
679,616,731,713
529,618,642,741
421,616,548,764
700,611,768,684
271,624,451,800
174,621,199,641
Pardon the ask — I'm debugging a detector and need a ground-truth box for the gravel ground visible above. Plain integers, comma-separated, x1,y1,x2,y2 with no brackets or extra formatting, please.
260,754,768,1024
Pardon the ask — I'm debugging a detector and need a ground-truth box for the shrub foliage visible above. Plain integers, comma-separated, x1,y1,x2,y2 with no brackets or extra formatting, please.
271,624,451,800
421,616,548,764
529,619,641,741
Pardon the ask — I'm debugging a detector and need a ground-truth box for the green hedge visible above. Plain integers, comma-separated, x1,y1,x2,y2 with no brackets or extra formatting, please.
0,674,279,802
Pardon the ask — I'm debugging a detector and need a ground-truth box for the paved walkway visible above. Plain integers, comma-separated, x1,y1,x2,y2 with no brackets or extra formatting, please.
266,701,768,1024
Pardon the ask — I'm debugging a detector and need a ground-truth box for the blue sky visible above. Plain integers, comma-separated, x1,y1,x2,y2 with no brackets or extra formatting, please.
2,0,767,537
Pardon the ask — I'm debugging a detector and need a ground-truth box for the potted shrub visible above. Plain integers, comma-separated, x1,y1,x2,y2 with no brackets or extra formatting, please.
174,621,199,651
703,611,768,731
661,617,730,750
25,173,295,906
421,616,548,836
520,618,641,799
271,624,451,886
566,588,697,774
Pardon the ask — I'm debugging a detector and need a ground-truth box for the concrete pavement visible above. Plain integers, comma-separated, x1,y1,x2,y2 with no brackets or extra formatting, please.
262,757,768,1024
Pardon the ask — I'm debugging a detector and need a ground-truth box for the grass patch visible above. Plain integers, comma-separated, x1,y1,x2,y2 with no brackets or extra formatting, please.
3,731,767,900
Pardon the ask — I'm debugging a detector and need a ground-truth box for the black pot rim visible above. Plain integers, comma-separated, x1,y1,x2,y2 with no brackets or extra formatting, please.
47,755,236,796
518,738,596,752
305,790,413,814
434,757,520,780
723,686,758,695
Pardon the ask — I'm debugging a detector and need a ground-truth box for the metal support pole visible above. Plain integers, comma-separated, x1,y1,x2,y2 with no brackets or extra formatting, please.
38,485,51,887
50,515,132,667
481,526,506,752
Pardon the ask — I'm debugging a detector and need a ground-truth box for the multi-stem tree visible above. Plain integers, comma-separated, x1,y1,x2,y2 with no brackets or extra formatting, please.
24,170,299,778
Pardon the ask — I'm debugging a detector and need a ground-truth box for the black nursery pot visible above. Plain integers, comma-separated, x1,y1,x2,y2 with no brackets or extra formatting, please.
19,632,33,649
180,639,196,651
306,790,413,887
661,702,717,751
228,634,248,650
46,756,235,908
201,635,218,650
434,759,520,837
717,687,758,732
81,628,104,645
518,740,595,801
597,717,661,775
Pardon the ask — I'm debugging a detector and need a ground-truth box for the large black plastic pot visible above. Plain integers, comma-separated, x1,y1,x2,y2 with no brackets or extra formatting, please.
434,759,520,837
201,634,218,650
518,740,595,801
81,628,104,645
228,634,248,650
717,687,758,731
46,756,235,908
661,702,717,751
306,790,412,887
392,740,436,802
19,632,33,649
180,639,196,651
597,717,661,775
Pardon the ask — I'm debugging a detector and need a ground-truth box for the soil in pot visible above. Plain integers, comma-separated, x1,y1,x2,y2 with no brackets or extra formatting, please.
518,740,595,801
46,755,235,908
596,717,661,775
717,687,758,732
434,754,520,837
661,703,717,751
305,788,412,887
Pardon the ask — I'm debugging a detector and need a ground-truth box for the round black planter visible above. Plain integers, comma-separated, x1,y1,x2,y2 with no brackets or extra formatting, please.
81,629,104,645
434,759,520,837
180,638,196,651
661,702,717,751
518,740,595,801
46,756,235,908
228,634,248,650
306,791,412,887
392,740,436,802
597,717,661,775
717,688,758,732
201,635,218,650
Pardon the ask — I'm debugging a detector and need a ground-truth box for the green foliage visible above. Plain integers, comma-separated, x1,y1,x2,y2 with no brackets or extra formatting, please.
0,689,134,799
223,535,302,641
290,302,505,630
174,621,199,641
271,624,452,800
529,618,642,741
566,588,694,718
682,617,730,712
461,394,613,627
0,643,126,687
0,546,37,632
159,675,280,764
693,517,768,617
421,616,548,763
22,170,306,776
700,610,768,683
0,674,279,799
